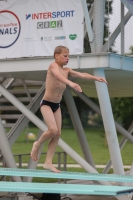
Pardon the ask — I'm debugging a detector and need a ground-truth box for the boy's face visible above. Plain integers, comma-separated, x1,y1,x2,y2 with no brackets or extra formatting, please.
55,49,69,66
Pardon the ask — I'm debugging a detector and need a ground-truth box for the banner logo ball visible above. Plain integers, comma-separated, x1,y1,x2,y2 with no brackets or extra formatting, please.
0,10,21,48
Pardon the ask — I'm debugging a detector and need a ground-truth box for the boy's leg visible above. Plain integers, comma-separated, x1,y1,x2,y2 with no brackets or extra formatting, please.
44,107,62,172
30,105,58,162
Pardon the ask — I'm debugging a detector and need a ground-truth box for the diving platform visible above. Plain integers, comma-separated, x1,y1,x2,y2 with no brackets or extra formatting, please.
0,181,133,196
0,53,133,97
0,168,133,196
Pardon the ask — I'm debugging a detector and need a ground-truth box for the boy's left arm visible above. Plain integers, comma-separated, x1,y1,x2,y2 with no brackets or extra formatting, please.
68,68,108,84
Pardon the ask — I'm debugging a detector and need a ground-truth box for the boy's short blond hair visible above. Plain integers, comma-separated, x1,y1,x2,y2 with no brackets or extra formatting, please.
54,46,69,58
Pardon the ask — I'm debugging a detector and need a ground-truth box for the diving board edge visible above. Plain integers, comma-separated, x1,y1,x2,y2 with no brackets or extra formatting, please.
0,182,133,196
0,168,133,183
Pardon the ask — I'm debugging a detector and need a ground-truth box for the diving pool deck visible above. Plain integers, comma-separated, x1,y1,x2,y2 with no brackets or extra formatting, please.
0,53,133,97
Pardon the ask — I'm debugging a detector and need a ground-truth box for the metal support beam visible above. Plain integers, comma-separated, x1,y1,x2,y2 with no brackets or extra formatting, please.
129,162,133,177
21,79,32,103
93,68,124,176
64,87,95,168
128,163,133,200
0,118,21,182
84,3,94,37
0,78,14,97
81,0,94,42
103,122,133,174
93,69,128,200
92,0,106,52
102,11,131,52
115,123,133,143
121,2,125,55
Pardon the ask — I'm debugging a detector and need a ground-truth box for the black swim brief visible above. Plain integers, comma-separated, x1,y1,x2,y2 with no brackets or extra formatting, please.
40,99,60,113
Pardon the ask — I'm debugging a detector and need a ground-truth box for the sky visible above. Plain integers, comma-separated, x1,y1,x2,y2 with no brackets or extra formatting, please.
109,0,133,54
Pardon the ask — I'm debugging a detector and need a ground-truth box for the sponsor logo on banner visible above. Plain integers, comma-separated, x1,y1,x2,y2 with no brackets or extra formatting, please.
23,37,36,42
41,36,52,41
37,20,63,29
37,22,43,29
128,0,133,5
55,36,66,40
0,10,21,48
26,10,75,20
26,14,31,20
69,34,77,40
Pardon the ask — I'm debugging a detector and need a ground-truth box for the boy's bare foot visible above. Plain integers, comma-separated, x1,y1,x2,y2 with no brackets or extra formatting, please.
43,163,61,173
30,141,40,161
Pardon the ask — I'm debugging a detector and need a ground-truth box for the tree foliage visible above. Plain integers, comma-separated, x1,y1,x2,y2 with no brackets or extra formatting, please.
129,46,133,55
111,98,133,129
110,44,133,129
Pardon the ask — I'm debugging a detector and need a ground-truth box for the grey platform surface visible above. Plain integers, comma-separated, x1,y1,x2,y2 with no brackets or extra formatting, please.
0,168,133,183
